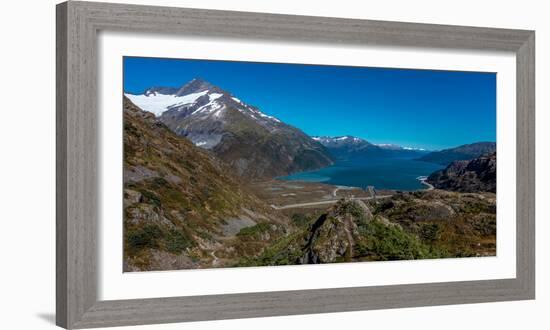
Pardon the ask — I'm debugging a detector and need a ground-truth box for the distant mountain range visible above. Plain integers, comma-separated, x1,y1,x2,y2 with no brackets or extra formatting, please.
416,142,496,166
312,135,429,160
126,79,332,179
427,152,496,193
125,78,495,185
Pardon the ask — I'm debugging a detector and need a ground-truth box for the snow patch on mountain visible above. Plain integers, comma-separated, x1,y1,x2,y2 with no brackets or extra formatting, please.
376,143,425,151
209,93,224,101
126,87,281,128
125,90,209,116
313,136,365,144
403,146,426,151
186,133,224,150
257,112,280,123
194,100,223,115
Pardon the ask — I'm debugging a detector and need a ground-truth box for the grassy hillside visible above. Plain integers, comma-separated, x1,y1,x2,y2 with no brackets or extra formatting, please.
123,97,290,271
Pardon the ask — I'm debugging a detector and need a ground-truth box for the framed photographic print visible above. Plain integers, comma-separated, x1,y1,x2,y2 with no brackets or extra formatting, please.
56,1,535,328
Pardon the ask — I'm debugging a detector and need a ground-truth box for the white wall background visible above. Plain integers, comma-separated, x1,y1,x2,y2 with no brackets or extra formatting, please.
0,0,547,329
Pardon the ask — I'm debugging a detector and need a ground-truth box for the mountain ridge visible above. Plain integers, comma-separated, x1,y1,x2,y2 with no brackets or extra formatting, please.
416,142,496,166
312,135,429,160
125,78,333,179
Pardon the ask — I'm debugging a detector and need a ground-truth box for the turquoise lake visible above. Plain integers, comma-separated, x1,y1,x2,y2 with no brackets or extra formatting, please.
279,156,444,191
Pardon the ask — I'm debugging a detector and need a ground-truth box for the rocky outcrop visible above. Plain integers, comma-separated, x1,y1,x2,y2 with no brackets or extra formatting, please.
427,152,496,193
301,199,375,263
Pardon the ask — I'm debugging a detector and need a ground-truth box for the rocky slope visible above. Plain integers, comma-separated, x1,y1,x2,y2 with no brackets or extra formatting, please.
237,188,496,266
237,200,433,266
373,190,496,257
123,97,290,271
416,142,496,166
125,78,333,179
427,152,496,193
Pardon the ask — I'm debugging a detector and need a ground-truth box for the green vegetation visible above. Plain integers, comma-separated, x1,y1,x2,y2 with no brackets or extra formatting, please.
355,219,446,260
334,199,366,219
235,229,307,267
290,213,314,227
125,223,194,257
126,224,163,253
419,223,442,242
471,215,496,236
139,190,162,207
370,191,496,258
236,223,272,240
165,229,193,254
235,192,495,267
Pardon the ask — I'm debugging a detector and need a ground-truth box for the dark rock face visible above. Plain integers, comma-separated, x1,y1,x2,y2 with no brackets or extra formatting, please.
417,142,496,166
174,78,219,96
208,110,333,178
427,152,496,193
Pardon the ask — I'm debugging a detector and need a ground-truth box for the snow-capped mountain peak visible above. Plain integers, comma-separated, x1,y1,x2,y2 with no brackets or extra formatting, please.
124,78,281,126
174,78,215,96
312,135,369,147
376,143,426,151
125,78,285,149
124,78,333,178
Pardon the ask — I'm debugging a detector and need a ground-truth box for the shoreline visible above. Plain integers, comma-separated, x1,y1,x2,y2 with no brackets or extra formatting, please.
417,176,435,191
274,176,434,193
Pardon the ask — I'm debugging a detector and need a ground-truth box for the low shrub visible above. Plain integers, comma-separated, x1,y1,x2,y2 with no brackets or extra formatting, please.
165,229,193,254
126,224,163,253
236,223,272,240
356,219,433,260
419,223,442,242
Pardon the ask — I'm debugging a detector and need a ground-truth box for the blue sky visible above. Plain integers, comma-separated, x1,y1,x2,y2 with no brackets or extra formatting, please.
124,56,496,150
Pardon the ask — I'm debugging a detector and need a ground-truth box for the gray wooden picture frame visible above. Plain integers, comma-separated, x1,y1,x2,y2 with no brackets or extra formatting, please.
56,1,535,328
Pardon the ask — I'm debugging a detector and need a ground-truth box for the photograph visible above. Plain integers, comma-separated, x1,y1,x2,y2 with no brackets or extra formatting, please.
3,1,544,329
122,56,497,272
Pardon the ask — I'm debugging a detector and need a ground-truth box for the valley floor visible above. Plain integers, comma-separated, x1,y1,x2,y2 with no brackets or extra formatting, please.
249,179,395,209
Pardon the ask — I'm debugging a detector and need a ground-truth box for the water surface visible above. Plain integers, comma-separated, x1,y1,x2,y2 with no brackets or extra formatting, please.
280,156,444,191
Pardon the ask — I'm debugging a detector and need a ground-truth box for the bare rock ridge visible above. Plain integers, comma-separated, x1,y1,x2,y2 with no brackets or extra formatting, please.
125,78,333,179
